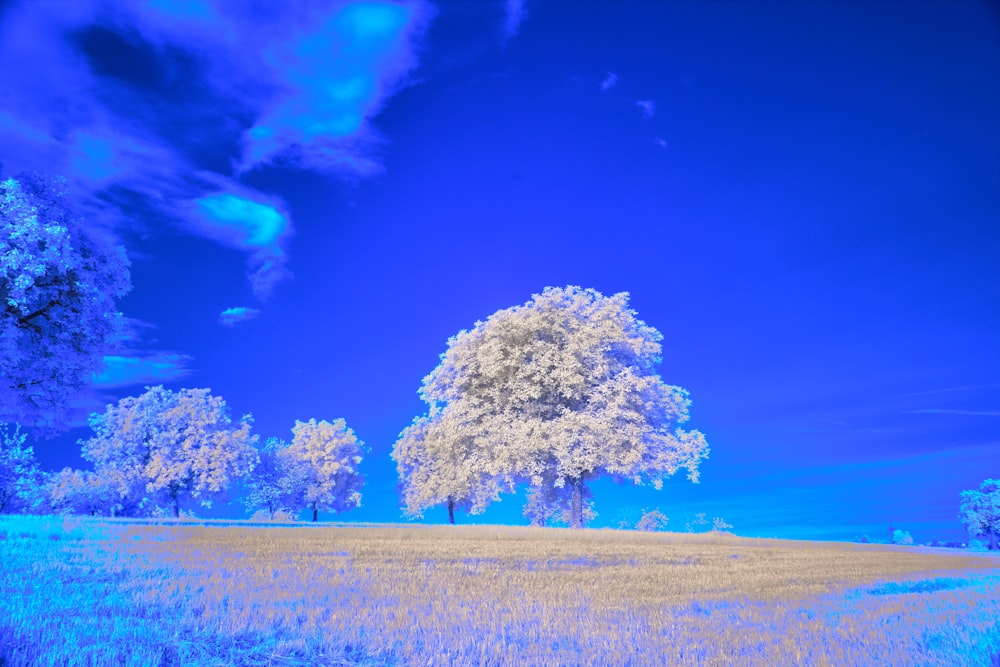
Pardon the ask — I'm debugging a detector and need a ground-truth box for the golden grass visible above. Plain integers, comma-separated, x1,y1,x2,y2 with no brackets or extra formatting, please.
2,516,999,666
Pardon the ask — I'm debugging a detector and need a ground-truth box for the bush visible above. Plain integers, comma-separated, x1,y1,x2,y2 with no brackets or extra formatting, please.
892,529,914,545
636,509,669,532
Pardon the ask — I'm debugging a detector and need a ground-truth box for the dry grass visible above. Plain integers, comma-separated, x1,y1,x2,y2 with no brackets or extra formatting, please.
2,515,999,666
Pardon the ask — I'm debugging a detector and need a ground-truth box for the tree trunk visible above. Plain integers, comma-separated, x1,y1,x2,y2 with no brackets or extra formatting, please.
312,504,318,522
570,477,583,529
447,497,455,525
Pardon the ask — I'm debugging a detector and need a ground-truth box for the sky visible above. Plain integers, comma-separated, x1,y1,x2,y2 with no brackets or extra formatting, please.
1,0,998,543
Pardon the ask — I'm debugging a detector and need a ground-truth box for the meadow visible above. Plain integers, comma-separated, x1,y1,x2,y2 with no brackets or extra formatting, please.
1,515,998,667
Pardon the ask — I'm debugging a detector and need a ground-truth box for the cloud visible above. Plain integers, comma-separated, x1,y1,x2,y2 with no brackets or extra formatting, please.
654,137,668,149
636,100,656,118
92,353,193,389
0,0,433,294
218,306,262,327
600,72,618,92
906,408,1000,417
502,0,526,42
179,174,293,298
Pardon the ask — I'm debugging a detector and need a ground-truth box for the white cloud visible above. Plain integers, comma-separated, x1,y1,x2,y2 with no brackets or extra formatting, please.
219,306,262,327
600,72,618,92
0,0,433,295
636,100,656,118
503,0,527,42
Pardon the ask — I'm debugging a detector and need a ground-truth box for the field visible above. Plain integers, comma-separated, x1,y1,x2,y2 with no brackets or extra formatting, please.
1,515,999,666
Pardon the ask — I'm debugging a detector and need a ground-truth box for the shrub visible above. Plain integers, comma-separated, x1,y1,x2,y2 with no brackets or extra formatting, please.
892,529,913,545
636,509,669,532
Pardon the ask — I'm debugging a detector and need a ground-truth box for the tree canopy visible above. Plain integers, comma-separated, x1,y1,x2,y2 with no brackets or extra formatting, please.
1,172,131,436
80,385,257,517
0,422,45,513
393,285,710,528
282,418,365,522
960,479,999,550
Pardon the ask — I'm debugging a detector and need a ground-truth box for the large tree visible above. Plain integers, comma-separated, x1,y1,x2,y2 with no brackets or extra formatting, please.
282,418,365,522
80,385,257,517
1,172,131,436
395,285,710,528
959,479,999,551
0,422,46,514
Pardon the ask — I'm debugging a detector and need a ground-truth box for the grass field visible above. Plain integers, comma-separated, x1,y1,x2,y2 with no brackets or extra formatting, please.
1,514,998,666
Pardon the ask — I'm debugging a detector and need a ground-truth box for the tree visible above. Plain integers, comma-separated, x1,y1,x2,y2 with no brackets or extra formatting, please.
395,285,710,528
1,172,131,436
282,418,365,522
959,479,999,551
242,436,297,520
80,385,257,517
0,422,45,513
46,467,123,516
892,529,914,546
393,409,502,524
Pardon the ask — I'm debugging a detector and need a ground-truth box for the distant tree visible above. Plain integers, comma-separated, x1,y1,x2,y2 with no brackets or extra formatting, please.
395,286,710,529
0,422,45,513
242,436,298,520
80,385,257,517
636,508,670,532
892,529,913,546
1,172,131,436
282,419,365,522
959,479,999,551
392,410,493,524
46,467,124,516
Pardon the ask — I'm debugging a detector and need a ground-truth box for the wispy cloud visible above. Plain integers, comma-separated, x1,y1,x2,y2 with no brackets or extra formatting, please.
92,354,193,389
502,0,526,42
654,137,668,149
179,174,293,298
219,306,262,327
0,0,432,295
906,408,1000,417
636,100,656,118
600,72,618,92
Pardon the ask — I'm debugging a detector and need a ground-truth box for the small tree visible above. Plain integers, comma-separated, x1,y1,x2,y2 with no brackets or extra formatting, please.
392,409,502,524
46,468,124,516
959,479,999,550
282,419,365,522
242,436,297,520
1,172,131,436
80,385,257,517
0,422,45,513
891,529,913,545
636,508,670,532
686,513,709,532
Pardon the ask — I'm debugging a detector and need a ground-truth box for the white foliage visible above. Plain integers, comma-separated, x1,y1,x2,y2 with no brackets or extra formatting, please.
1,173,130,436
281,418,365,518
80,385,257,517
959,479,1000,550
0,422,45,513
394,285,710,527
242,436,298,519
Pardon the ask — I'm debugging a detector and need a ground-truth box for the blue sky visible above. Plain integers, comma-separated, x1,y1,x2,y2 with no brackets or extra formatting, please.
1,0,997,542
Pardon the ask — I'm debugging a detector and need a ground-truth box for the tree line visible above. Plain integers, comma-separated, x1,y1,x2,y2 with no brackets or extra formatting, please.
2,168,998,545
